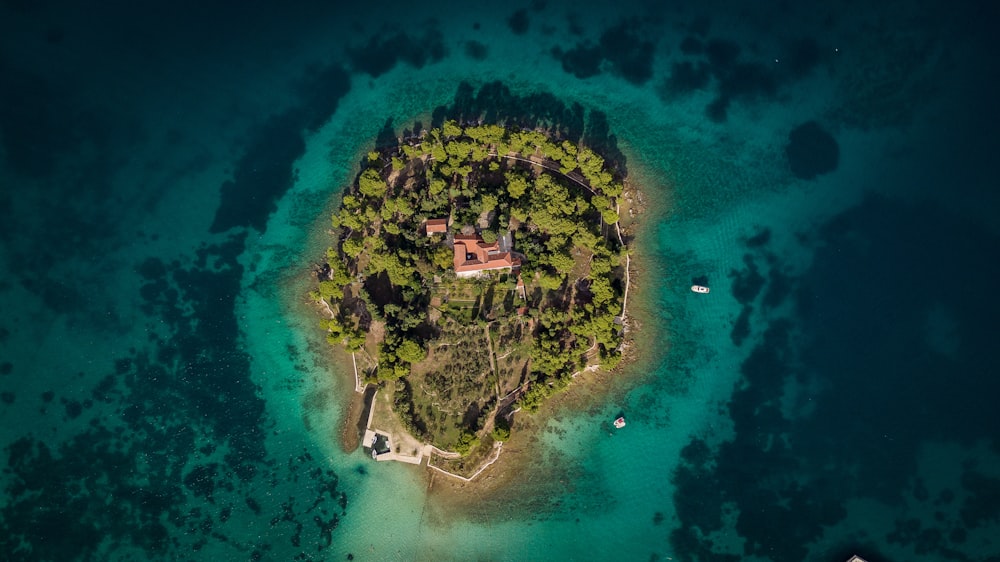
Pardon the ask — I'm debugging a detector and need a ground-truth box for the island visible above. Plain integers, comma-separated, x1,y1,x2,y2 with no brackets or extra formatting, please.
312,120,632,479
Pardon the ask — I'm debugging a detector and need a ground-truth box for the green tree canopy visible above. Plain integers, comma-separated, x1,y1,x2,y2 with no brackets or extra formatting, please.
358,168,387,199
396,338,427,363
505,172,529,199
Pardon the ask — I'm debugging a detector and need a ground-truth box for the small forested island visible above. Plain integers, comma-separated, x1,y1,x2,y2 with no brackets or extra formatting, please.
313,120,631,477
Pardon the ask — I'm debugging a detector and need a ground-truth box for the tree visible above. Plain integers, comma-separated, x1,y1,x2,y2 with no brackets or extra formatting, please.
358,169,387,199
491,414,511,441
341,194,361,210
342,238,364,258
505,172,529,199
545,252,575,274
453,429,479,455
396,338,427,363
368,253,416,287
395,198,415,219
538,272,564,291
401,143,424,159
480,194,498,213
393,363,410,378
317,280,343,301
589,277,614,307
428,177,447,196
442,120,463,138
491,424,510,442
346,331,366,352
590,257,612,276
429,142,447,162
432,246,453,269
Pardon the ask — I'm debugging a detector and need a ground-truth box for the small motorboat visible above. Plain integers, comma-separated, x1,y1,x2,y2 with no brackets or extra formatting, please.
691,285,710,294
613,416,626,429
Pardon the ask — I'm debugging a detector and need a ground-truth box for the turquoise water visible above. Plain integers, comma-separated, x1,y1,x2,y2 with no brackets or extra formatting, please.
2,1,999,560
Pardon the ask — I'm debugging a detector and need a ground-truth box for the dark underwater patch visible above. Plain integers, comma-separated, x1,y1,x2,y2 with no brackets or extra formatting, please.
1,230,348,558
552,43,603,80
552,20,655,85
729,254,766,305
598,21,655,85
295,64,352,133
0,60,85,178
679,36,703,55
184,463,220,501
664,30,828,122
507,9,530,35
786,121,839,179
211,63,349,234
730,305,752,346
706,62,778,122
670,194,1000,560
718,62,777,101
783,37,823,78
744,227,771,248
705,39,740,69
464,40,489,60
62,399,82,419
761,268,791,309
959,470,1000,529
212,112,305,235
663,61,711,95
347,29,446,78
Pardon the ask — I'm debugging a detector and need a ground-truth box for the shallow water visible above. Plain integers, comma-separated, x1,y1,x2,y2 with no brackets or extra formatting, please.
1,1,998,560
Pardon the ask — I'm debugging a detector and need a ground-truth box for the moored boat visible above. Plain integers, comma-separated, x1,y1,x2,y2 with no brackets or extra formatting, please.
613,416,626,429
691,285,710,293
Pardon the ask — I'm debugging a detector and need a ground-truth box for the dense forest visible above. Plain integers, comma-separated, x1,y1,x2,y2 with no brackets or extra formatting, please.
313,120,629,455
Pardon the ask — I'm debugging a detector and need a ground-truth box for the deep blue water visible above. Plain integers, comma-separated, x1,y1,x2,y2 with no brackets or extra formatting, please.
1,1,999,560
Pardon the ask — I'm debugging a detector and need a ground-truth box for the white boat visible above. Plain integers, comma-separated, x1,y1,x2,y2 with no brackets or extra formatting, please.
691,285,710,293
613,416,626,429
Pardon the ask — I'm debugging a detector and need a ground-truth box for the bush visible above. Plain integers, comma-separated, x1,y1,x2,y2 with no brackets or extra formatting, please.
491,415,511,442
453,429,480,455
317,280,343,300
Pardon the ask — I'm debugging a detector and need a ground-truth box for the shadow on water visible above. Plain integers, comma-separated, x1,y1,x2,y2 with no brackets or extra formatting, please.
426,81,627,174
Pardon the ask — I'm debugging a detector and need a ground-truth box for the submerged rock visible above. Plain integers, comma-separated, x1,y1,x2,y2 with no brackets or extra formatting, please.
786,121,839,180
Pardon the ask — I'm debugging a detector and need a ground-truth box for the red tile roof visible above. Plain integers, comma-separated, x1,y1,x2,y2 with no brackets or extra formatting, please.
453,233,519,275
425,218,448,235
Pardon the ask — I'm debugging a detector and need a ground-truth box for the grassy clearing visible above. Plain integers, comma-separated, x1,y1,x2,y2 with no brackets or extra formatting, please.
397,275,531,451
